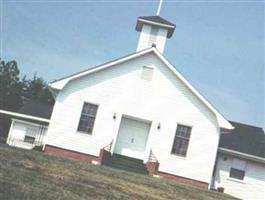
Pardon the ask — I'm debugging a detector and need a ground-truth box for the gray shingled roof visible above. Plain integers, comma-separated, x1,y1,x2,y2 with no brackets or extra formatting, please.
136,16,176,38
18,101,53,119
219,121,265,158
138,16,176,26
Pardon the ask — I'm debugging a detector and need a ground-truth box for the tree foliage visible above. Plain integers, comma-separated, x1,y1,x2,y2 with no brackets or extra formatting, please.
22,74,53,105
0,58,54,111
0,59,23,111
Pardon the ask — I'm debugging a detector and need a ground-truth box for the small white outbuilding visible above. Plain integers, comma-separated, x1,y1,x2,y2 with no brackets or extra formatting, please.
213,121,265,200
2,101,53,149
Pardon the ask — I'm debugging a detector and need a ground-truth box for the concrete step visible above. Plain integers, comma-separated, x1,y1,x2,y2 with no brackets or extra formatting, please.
104,154,149,175
107,161,147,171
106,163,149,175
111,154,144,164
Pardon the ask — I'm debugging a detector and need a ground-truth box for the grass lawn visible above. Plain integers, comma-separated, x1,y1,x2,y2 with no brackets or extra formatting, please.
0,144,238,200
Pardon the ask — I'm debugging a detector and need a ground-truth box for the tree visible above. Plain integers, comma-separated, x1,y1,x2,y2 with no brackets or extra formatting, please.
22,73,54,105
0,59,23,111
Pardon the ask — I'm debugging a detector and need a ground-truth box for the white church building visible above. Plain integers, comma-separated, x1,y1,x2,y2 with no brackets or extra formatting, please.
5,15,263,199
45,16,234,189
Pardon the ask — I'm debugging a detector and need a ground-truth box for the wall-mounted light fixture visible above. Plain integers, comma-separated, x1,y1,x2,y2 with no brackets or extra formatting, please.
157,123,161,130
113,113,117,120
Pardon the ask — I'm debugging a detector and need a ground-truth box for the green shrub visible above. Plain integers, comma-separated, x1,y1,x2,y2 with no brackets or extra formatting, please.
32,145,44,152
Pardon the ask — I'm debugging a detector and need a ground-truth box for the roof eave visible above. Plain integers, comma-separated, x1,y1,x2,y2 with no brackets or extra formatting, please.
48,84,60,98
0,109,50,123
219,147,265,164
217,115,234,130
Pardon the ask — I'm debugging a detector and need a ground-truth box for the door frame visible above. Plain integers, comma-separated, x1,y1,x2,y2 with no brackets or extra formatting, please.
111,114,152,160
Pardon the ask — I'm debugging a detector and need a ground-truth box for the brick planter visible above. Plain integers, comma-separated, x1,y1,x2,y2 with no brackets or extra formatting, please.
98,149,111,165
157,171,209,189
45,145,98,163
146,161,159,176
45,144,112,165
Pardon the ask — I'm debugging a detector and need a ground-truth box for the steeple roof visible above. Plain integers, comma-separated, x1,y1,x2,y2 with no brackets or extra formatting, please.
138,16,175,26
136,16,176,38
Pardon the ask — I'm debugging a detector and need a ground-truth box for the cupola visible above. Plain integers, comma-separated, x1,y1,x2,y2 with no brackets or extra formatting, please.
136,16,176,53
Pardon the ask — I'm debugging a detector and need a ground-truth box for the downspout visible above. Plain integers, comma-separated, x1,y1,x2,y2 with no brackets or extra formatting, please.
37,125,44,146
209,127,222,190
210,127,232,189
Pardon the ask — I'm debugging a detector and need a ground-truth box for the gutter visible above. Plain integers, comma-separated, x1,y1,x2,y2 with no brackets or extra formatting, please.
218,147,265,164
0,109,50,123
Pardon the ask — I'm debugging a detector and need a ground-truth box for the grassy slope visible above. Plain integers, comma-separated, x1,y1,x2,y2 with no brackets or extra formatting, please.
0,145,238,200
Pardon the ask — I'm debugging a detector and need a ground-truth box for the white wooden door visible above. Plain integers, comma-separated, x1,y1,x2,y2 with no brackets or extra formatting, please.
114,117,151,160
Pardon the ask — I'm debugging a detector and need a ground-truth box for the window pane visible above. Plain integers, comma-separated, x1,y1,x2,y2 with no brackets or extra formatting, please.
83,103,98,116
229,168,245,180
176,125,191,138
171,125,192,156
172,137,189,156
24,136,35,144
78,103,98,134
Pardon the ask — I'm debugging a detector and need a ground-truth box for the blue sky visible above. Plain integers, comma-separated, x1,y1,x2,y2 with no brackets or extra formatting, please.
1,0,264,127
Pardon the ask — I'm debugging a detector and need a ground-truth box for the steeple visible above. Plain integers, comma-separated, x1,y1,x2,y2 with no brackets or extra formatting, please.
135,16,175,53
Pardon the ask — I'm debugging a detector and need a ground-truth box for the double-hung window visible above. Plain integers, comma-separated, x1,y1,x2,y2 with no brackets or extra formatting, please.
229,168,245,180
24,136,35,144
229,158,247,180
171,124,192,157
77,102,98,134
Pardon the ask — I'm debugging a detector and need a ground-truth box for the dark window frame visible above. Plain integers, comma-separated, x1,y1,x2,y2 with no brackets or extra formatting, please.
24,135,35,144
171,124,192,157
77,102,99,134
229,168,245,180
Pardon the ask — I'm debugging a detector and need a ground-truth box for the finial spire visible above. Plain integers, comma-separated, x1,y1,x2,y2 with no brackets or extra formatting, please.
156,0,163,16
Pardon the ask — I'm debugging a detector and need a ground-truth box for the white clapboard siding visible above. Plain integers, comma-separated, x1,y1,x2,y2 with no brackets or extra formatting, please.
214,154,265,200
46,52,219,184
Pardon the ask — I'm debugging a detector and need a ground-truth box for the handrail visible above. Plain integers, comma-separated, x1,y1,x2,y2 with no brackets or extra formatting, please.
148,149,158,162
103,139,113,152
